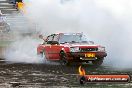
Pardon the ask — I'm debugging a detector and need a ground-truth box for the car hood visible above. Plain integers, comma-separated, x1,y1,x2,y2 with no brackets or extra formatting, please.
61,43,100,48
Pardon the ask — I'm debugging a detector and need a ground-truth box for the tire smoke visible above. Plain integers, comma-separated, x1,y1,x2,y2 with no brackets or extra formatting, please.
5,35,58,65
5,0,132,68
5,37,44,63
23,0,132,68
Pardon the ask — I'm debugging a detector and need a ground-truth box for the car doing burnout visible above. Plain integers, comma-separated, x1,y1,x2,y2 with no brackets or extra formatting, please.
37,33,107,65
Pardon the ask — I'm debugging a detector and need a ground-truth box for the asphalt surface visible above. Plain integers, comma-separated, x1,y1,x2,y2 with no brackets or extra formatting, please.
0,61,132,88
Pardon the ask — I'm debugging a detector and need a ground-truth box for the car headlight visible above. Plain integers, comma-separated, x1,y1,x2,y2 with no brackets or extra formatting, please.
98,46,105,51
70,47,80,52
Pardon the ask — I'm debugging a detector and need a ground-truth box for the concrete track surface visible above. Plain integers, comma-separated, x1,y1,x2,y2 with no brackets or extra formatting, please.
0,0,132,88
0,62,131,88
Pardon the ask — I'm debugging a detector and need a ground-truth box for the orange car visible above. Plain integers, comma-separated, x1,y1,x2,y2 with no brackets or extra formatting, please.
37,33,107,65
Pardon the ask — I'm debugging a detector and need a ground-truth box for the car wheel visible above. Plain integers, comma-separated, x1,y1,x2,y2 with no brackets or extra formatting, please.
60,52,69,65
38,52,44,58
92,58,104,66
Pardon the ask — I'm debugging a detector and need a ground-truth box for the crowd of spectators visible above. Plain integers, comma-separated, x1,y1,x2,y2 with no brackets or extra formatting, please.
9,0,24,11
9,0,22,4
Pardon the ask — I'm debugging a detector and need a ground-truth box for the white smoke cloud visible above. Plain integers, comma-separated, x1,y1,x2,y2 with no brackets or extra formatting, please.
23,0,132,68
5,37,44,63
24,0,81,35
80,0,132,68
5,0,132,68
5,36,59,65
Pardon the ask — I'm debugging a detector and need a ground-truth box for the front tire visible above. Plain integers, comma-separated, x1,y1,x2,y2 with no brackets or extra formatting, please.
92,58,104,66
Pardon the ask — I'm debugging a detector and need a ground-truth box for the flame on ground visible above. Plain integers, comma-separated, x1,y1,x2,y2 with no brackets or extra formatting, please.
78,66,86,76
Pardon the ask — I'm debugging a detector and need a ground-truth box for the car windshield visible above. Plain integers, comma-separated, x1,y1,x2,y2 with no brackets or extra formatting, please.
59,33,93,44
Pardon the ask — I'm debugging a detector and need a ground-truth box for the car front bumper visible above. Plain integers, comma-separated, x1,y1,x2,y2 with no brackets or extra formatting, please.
67,51,107,61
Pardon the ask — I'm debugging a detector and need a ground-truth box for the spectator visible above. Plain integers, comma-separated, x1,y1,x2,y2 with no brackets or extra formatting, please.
9,0,22,4
9,0,17,4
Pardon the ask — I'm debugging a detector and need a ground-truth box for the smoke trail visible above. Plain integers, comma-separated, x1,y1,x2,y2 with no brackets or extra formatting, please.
5,34,58,64
21,0,132,68
5,36,42,63
3,13,45,63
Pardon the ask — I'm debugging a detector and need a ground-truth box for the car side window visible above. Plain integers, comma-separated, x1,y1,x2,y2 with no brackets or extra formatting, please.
46,35,54,44
46,34,59,45
53,34,59,41
47,35,53,41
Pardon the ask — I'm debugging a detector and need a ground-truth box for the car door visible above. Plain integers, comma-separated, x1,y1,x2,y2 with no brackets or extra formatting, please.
49,34,62,60
44,35,54,60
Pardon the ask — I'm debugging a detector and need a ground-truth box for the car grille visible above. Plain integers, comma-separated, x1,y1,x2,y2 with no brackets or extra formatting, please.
80,48,98,52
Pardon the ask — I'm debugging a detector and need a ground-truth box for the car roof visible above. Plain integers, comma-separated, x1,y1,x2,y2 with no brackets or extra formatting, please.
58,33,83,35
47,33,83,37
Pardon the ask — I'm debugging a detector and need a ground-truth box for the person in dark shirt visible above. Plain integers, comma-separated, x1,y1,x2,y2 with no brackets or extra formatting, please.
9,0,22,4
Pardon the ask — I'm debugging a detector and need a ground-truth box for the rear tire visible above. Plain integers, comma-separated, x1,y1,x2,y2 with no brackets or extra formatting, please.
92,58,104,66
60,52,69,66
38,52,44,58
